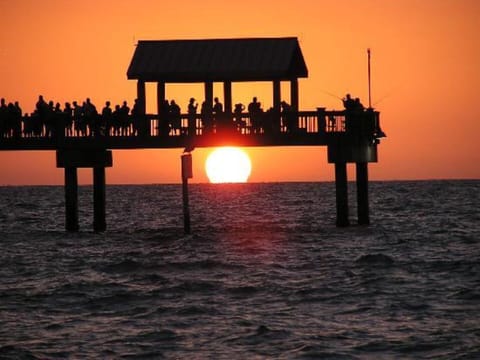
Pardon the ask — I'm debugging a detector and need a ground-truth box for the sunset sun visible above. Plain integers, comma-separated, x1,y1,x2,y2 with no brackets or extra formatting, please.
205,147,252,183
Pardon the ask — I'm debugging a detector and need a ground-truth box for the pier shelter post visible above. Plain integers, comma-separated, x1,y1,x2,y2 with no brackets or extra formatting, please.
223,81,232,115
204,82,213,134
157,82,166,136
137,80,147,137
204,82,213,107
64,167,79,232
273,80,281,114
290,78,299,111
334,162,350,227
93,167,106,232
137,80,146,113
356,162,370,225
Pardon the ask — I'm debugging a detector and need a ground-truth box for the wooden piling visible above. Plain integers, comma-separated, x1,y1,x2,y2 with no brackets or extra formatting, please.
335,162,349,227
181,153,192,234
64,167,79,232
93,167,106,232
356,162,370,225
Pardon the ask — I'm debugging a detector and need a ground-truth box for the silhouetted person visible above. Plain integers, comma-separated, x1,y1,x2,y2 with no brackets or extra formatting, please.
343,94,365,133
83,98,97,136
169,100,181,135
52,102,64,137
131,98,142,136
43,100,55,137
263,107,276,135
200,100,212,134
0,98,7,138
158,99,170,136
343,94,355,111
12,101,22,138
101,101,113,136
5,103,15,138
213,97,223,114
118,101,130,136
248,97,262,133
281,101,296,134
187,97,198,136
72,101,85,136
36,95,49,136
212,97,223,132
234,103,245,132
62,102,73,136
112,104,122,136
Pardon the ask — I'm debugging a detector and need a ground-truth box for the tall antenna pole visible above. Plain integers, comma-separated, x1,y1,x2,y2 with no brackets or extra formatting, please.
367,48,372,108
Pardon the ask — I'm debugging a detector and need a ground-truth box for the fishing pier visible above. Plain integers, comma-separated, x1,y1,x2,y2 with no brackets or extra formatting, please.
0,38,385,232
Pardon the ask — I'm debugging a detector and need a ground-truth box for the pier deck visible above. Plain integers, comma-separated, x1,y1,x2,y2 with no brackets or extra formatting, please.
0,37,385,231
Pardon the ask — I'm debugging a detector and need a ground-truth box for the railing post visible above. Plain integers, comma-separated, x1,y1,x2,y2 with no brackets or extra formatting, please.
317,107,326,133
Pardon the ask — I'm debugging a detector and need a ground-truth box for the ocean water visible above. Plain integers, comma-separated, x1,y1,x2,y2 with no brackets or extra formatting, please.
0,181,479,359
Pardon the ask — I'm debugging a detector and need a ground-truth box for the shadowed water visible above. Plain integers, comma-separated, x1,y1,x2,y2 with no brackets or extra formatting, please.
0,181,479,359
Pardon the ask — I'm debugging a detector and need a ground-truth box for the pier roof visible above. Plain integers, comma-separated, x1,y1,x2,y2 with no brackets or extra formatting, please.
127,37,308,83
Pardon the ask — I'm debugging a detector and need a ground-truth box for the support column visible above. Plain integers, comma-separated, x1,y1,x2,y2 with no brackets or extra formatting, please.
204,82,213,134
223,81,232,115
64,167,79,232
181,153,193,234
273,80,281,113
204,82,213,107
335,162,349,227
356,162,370,225
157,81,165,115
290,78,299,111
137,80,146,112
137,80,147,136
156,82,166,136
93,167,106,232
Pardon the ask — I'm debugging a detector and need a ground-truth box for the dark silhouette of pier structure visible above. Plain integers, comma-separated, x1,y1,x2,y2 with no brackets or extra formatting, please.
0,38,384,232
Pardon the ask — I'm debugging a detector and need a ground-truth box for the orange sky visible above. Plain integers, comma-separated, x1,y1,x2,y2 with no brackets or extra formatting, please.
1,0,479,185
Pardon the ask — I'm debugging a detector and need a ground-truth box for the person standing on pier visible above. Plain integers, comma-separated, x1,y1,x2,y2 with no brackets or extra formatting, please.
35,95,49,136
12,101,22,138
212,97,223,133
131,98,141,136
200,100,212,134
187,98,198,136
84,98,98,136
102,101,113,136
120,101,130,136
169,100,181,135
234,103,245,132
281,101,294,134
72,101,85,137
248,97,262,134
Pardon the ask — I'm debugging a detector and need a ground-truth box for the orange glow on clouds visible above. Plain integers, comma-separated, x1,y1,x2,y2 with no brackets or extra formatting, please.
1,0,479,184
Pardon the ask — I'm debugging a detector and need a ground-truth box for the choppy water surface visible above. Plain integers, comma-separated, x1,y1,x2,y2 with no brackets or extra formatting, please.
0,181,479,359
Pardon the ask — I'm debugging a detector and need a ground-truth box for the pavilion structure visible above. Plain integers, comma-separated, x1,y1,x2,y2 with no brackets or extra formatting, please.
127,37,308,133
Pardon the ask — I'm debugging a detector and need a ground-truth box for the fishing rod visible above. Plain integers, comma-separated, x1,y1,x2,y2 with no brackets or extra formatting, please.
321,90,343,101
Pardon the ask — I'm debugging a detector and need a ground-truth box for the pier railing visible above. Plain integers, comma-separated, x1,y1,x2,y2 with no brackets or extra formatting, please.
0,109,382,149
0,110,353,138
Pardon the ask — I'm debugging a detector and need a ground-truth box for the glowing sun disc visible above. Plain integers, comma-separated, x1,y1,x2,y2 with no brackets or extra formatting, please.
205,147,252,183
